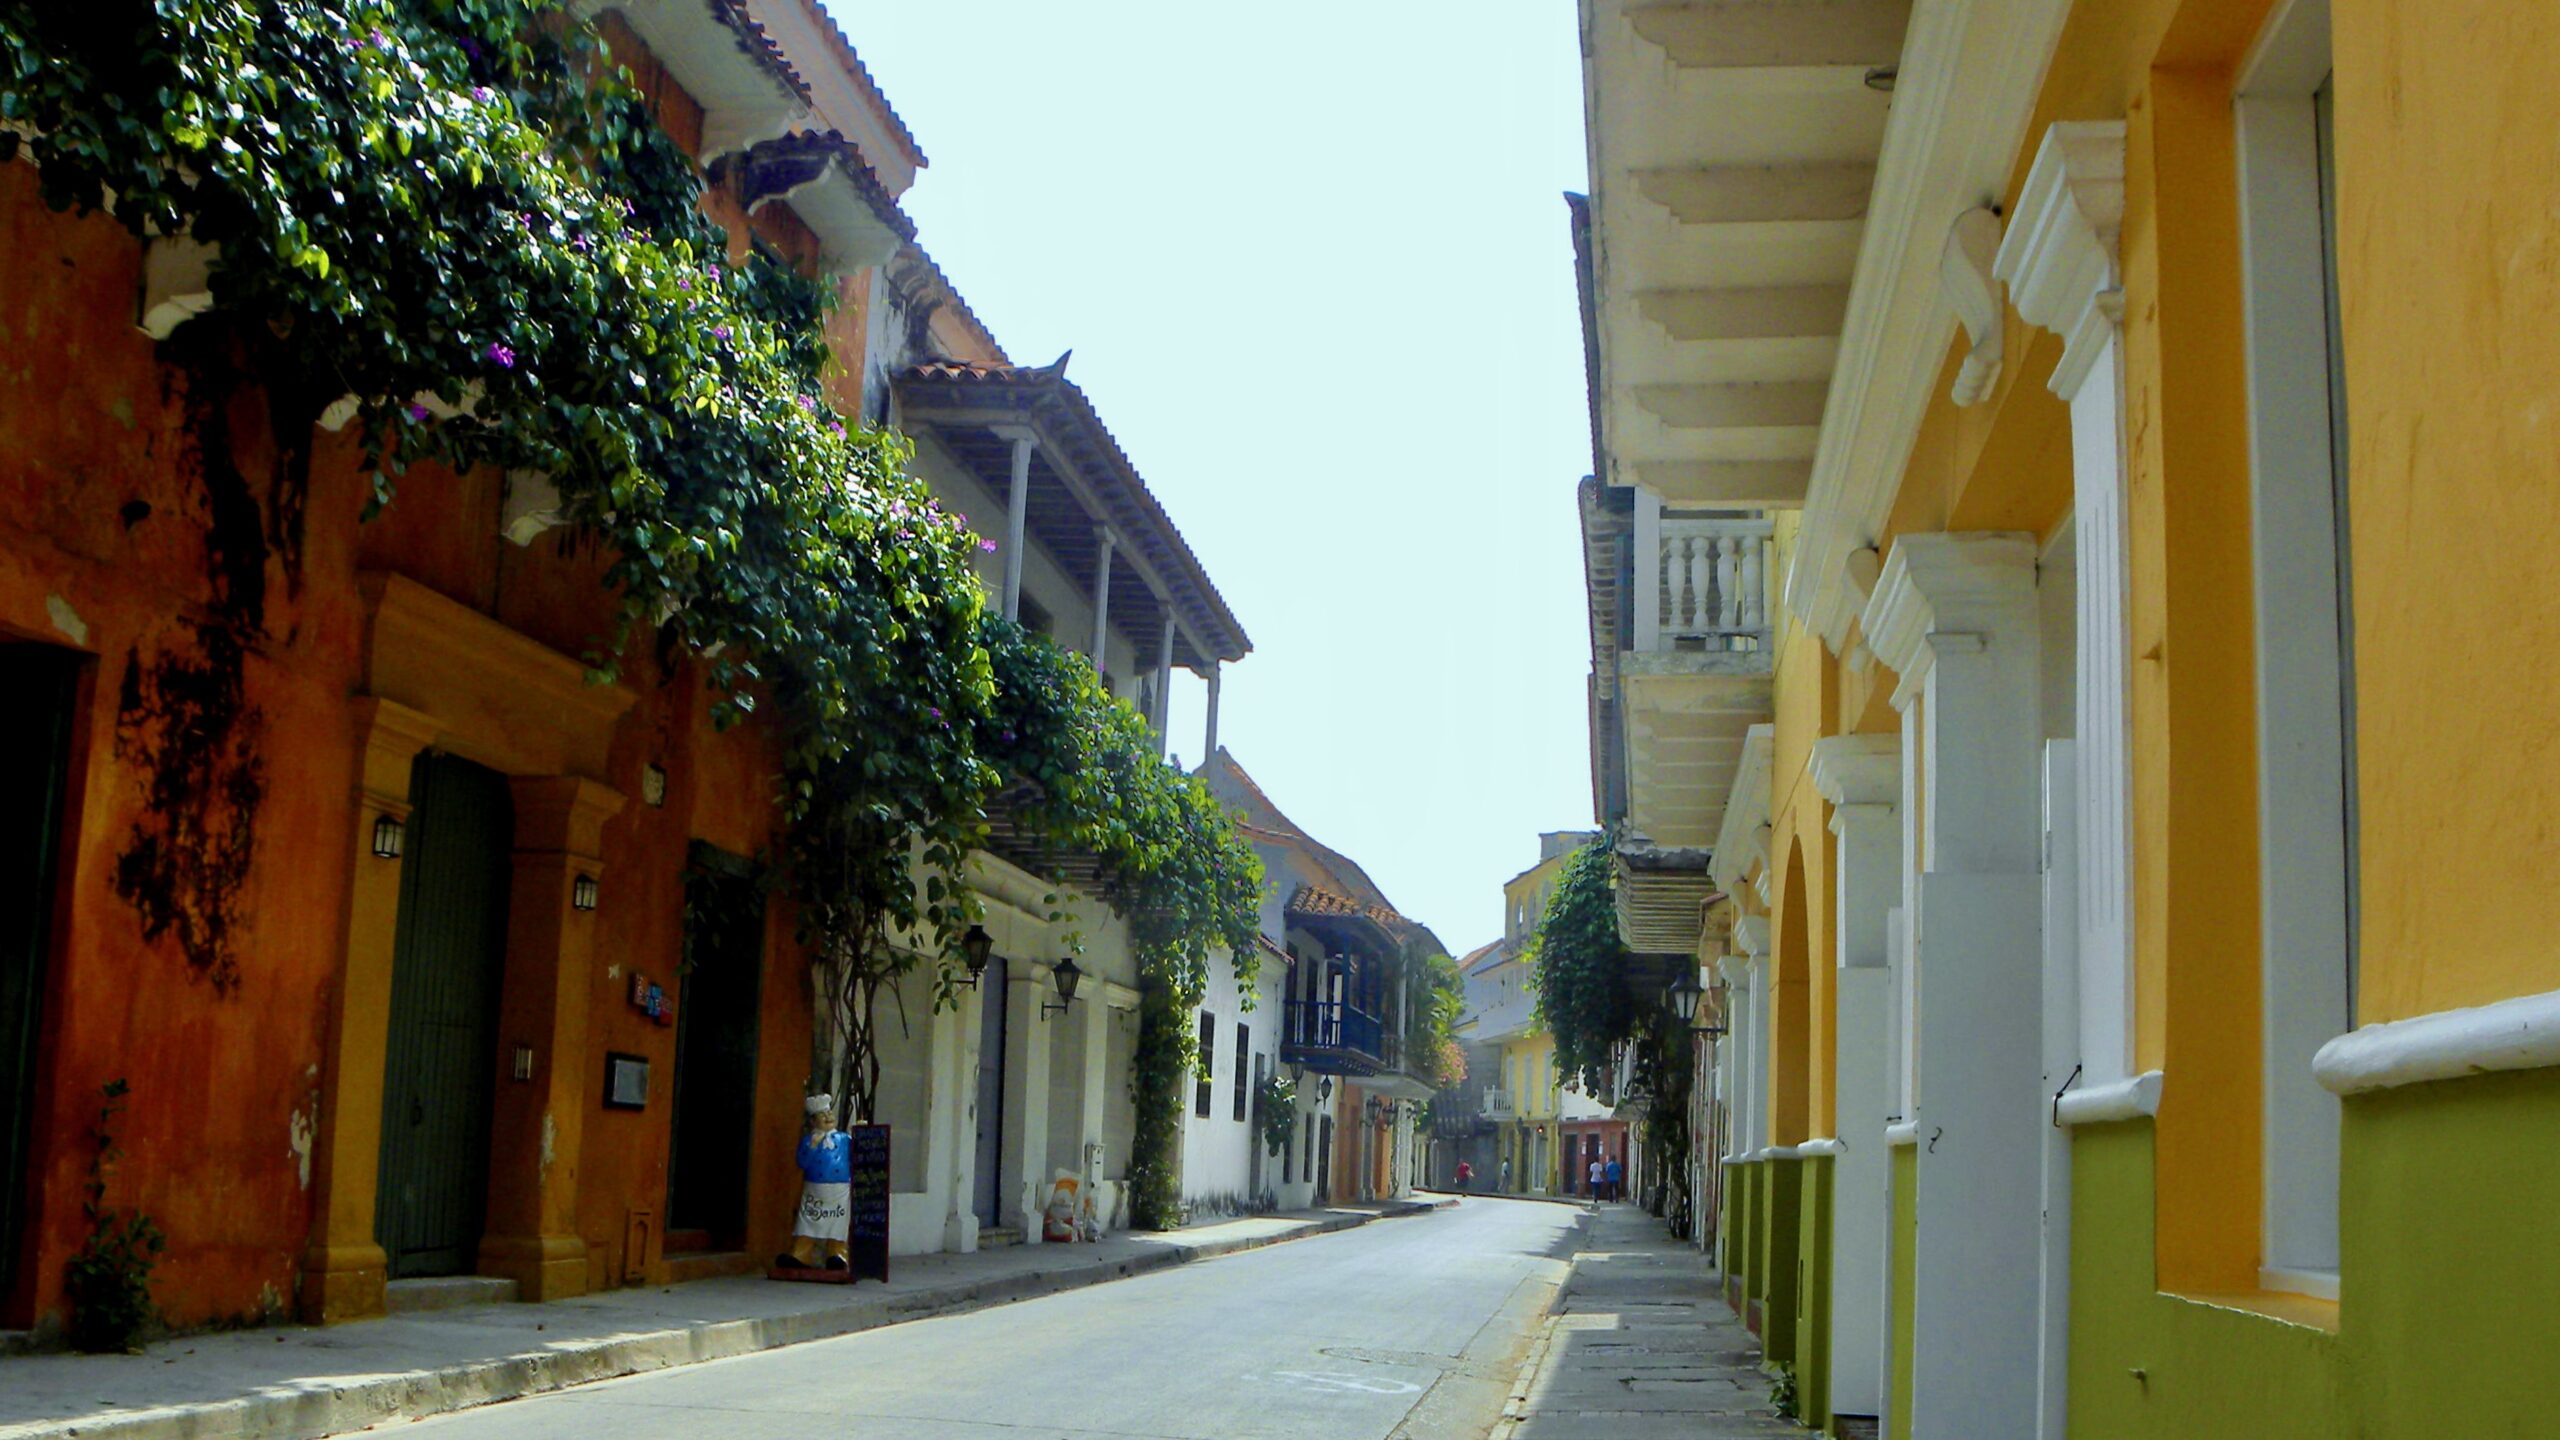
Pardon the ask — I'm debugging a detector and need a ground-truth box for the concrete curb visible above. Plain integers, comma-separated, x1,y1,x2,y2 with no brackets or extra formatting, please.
3,1200,1441,1440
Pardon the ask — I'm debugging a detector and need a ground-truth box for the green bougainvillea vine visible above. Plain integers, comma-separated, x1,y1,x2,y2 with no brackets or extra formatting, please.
1528,837,1639,1092
0,1,1266,1156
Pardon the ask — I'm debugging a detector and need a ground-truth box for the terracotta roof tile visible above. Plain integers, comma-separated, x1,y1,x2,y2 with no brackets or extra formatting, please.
776,0,928,168
707,0,812,102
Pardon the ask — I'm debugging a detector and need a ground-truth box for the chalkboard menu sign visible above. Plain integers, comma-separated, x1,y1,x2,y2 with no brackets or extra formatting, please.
847,1124,891,1283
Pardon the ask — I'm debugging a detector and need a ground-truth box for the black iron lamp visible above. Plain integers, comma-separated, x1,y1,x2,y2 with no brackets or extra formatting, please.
571,874,600,912
1317,1074,1335,1103
957,924,994,988
1041,956,1082,1020
1666,968,1705,1026
371,813,405,859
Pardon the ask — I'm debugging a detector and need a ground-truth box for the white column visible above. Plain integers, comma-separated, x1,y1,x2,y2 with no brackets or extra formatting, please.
1860,531,2043,1439
992,426,1037,624
1632,488,1663,652
1810,734,1901,1423
1089,527,1117,668
1203,662,1222,758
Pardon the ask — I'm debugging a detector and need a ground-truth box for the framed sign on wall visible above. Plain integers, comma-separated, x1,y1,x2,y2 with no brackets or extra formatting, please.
603,1051,650,1110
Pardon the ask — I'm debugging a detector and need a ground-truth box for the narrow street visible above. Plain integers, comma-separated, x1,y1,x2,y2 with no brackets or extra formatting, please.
393,1199,1582,1440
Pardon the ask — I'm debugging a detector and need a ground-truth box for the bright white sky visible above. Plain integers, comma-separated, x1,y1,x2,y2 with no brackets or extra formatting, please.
837,3,1595,954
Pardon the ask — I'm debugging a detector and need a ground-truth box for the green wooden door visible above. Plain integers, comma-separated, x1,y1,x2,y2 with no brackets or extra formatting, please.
666,850,765,1245
375,754,514,1278
0,646,80,1301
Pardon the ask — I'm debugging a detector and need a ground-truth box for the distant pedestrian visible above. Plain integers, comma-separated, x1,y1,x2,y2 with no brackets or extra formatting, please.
1500,1157,1512,1192
1605,1155,1624,1203
1586,1156,1605,1203
1455,1160,1474,1193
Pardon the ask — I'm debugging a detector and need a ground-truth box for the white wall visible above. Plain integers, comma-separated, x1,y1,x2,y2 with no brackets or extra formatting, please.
1180,955,1286,1215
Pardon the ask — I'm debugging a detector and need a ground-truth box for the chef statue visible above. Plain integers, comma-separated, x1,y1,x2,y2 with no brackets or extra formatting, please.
776,1092,851,1271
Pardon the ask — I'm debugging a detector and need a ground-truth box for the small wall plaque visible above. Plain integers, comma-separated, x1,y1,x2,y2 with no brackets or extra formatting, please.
603,1051,650,1110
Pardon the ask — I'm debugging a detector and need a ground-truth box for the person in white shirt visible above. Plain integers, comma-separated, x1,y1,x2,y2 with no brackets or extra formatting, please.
1587,1156,1605,1204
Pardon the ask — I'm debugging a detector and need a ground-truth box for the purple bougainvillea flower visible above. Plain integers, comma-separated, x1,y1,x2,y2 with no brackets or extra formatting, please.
485,342,516,369
1000,729,1016,744
406,403,431,422
707,264,722,283
460,36,483,61
676,275,691,291
472,85,493,103
369,28,388,48
711,324,732,341
827,421,844,436
977,538,997,554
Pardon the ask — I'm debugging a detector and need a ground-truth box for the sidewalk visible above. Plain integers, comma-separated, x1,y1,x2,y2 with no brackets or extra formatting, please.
0,1198,1444,1440
1496,1203,1807,1439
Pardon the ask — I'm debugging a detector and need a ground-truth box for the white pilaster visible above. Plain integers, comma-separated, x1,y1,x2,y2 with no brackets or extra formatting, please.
1998,118,2135,1088
1861,530,2044,1438
1002,965,1055,1241
1811,732,1901,1422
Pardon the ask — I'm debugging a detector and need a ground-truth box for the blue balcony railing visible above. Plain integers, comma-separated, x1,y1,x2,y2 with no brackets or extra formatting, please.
1281,998,1385,1075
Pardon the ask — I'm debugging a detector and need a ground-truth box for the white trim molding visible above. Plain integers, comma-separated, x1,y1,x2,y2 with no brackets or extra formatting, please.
1942,205,2006,405
1860,531,2043,711
2314,990,2560,1097
2054,1070,2163,1127
1731,914,1770,959
1995,121,2127,403
1710,725,1777,894
1798,1138,1846,1158
1786,0,2078,650
1809,733,1902,809
1886,1120,1921,1148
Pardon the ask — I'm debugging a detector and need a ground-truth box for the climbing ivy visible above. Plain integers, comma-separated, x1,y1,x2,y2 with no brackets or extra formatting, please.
1528,838,1638,1091
0,0,1264,1175
978,620,1264,1227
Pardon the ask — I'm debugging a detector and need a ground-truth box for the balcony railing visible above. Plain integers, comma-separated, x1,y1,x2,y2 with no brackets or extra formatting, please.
1480,1089,1515,1121
1281,998,1385,1076
1635,517,1773,655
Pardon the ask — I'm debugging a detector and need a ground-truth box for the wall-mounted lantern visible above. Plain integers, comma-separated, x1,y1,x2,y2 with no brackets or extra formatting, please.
572,874,600,912
371,814,405,859
1317,1074,1335,1104
1666,968,1704,1027
1041,956,1082,1020
957,924,994,988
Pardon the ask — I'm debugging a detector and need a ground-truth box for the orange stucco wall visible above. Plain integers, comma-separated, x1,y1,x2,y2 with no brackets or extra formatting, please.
2332,0,2560,1022
0,34,850,1327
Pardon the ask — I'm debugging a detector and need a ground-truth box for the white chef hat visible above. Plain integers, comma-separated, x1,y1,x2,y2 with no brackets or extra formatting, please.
805,1093,834,1115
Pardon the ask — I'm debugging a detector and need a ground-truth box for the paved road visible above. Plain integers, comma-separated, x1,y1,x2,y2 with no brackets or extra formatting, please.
395,1198,1586,1440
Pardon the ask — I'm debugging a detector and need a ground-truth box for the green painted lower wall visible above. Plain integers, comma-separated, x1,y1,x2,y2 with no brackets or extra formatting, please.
2343,1066,2560,1434
1888,1144,1915,1438
1725,1158,1757,1311
1795,1155,1834,1433
1759,1157,1802,1367
2067,1063,2560,1437
2067,1118,2347,1437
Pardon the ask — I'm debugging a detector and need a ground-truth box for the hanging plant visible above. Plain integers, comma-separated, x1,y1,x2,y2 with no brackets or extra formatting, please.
1254,1070,1297,1156
1528,838,1639,1091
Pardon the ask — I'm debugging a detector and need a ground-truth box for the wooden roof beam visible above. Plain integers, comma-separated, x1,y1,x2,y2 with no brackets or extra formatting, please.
1634,284,1851,343
1633,163,1875,225
1633,380,1829,429
1624,0,1909,72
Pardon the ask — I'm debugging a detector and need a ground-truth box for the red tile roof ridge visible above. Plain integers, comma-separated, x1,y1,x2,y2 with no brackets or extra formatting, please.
778,0,928,168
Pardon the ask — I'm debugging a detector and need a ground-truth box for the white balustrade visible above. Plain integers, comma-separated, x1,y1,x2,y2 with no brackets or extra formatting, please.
1657,518,1773,649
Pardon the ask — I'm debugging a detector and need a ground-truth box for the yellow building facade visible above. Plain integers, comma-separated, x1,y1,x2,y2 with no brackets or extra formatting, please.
1581,0,2560,1434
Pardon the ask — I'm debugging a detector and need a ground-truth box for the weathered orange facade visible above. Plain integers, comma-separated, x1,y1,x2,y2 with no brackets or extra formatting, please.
0,15,912,1334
